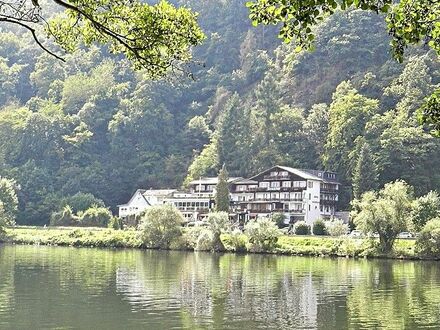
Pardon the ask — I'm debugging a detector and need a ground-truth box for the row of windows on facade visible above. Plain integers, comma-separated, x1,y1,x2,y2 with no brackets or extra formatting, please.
171,201,210,208
120,207,139,211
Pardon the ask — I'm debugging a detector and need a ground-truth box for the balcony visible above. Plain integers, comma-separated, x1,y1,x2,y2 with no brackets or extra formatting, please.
263,174,291,180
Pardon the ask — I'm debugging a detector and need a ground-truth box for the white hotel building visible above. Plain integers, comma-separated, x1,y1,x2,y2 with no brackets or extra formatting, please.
118,165,340,226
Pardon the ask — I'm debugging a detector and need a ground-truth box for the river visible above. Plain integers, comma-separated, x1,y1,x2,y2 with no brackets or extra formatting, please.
0,245,439,329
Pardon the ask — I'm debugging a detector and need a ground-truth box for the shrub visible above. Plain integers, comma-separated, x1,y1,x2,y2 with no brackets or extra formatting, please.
138,204,184,249
294,221,311,235
223,229,248,252
415,218,440,258
79,206,112,227
195,229,214,251
272,213,286,228
312,219,327,235
108,217,122,230
61,192,105,214
325,219,349,237
206,211,231,251
244,217,281,252
50,205,79,226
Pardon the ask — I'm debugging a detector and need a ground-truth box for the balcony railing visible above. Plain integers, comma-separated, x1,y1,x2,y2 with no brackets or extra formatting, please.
263,174,291,180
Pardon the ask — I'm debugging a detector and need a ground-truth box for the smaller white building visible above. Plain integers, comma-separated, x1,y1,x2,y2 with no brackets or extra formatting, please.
118,189,176,218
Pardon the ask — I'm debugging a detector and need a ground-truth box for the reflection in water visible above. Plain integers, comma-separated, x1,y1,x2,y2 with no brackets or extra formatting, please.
0,245,440,329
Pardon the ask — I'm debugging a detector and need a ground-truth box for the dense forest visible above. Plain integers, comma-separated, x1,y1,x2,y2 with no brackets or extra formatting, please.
0,0,439,225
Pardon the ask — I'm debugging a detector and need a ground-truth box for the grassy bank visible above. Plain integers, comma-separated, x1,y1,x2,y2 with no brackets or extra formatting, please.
1,226,419,259
2,226,143,248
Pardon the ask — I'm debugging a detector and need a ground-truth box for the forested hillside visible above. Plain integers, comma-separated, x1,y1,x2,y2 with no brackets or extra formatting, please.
0,0,439,225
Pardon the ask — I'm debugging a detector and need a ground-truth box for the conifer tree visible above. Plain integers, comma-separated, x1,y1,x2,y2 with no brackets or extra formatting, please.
352,141,378,199
215,164,230,212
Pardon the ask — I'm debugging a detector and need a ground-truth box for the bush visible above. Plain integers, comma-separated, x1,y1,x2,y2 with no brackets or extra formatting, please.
294,221,311,235
195,229,214,251
61,192,105,214
223,229,248,252
50,205,79,226
325,219,349,237
206,211,231,251
272,213,286,228
244,217,281,252
138,204,184,249
415,218,440,258
108,217,122,230
312,219,327,235
79,206,112,227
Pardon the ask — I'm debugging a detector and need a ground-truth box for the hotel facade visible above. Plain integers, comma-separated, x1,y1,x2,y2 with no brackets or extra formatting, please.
118,165,340,226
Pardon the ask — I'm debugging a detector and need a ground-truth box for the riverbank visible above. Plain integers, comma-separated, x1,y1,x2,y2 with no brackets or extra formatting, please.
0,226,422,260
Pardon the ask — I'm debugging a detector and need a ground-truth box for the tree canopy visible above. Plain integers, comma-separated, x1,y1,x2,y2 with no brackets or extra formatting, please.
0,0,205,77
247,0,440,134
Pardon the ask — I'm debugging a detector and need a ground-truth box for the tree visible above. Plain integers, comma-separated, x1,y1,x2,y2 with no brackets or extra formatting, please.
411,191,440,232
0,177,18,226
247,0,440,134
352,180,413,253
0,0,205,77
215,164,230,212
415,218,440,257
352,139,378,199
138,204,184,249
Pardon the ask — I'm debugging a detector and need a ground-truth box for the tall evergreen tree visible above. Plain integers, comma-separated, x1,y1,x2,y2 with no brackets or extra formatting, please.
352,140,378,200
215,164,230,212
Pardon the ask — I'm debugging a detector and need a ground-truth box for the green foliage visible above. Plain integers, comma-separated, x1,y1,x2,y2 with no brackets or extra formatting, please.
272,213,286,229
411,191,440,232
312,219,327,236
0,177,18,226
0,3,439,227
325,219,349,237
415,218,440,258
247,0,440,134
50,205,79,227
138,204,183,249
294,221,311,235
108,217,122,230
352,139,378,199
0,176,18,231
215,165,230,212
61,192,105,214
222,229,248,252
1,0,205,77
352,180,413,253
244,217,281,252
205,211,230,251
78,206,112,227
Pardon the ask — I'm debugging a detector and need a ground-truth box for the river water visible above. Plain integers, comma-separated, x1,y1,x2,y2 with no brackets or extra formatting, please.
0,245,439,329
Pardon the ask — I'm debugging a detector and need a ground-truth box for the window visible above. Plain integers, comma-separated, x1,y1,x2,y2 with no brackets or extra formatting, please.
282,181,291,187
270,181,280,188
259,182,269,188
308,181,313,188
308,205,311,211
280,171,288,176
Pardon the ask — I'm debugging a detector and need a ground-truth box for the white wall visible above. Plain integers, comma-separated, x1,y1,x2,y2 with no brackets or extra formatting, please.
304,180,321,225
119,191,150,217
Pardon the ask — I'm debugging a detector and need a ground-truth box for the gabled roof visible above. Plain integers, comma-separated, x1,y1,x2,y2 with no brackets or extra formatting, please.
117,189,149,207
189,177,243,185
249,165,323,181
233,178,258,185
143,189,177,197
